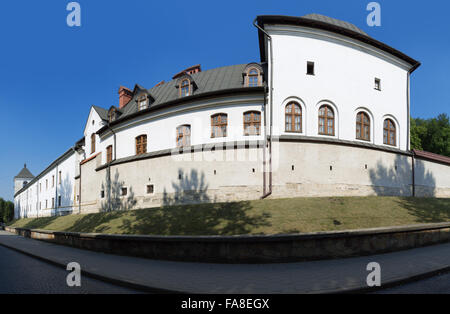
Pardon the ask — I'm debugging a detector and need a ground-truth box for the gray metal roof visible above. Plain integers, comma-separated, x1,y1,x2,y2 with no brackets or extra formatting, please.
14,164,34,179
119,64,254,119
302,13,368,36
93,105,109,121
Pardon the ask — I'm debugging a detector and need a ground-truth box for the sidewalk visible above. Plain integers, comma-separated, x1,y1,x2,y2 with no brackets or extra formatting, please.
0,230,449,294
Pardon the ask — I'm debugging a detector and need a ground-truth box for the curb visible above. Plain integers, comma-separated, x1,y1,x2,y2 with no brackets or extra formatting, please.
1,231,450,294
5,222,450,264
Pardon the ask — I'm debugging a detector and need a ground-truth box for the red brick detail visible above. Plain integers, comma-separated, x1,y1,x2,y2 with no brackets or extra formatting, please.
118,86,133,109
413,150,450,166
154,81,165,88
172,65,201,79
80,152,101,165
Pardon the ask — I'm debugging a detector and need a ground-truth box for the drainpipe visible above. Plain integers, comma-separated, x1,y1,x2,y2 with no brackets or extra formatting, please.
412,153,416,197
71,145,82,215
407,67,414,196
106,123,117,212
54,164,58,216
254,18,273,199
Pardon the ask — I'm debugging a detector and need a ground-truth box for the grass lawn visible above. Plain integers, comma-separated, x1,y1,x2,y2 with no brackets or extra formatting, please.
8,197,450,236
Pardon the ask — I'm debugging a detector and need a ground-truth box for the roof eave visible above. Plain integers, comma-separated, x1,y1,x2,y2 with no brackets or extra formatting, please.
97,87,265,136
256,15,420,72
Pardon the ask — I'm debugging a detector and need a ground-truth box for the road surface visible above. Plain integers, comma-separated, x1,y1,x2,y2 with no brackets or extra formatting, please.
0,245,139,294
375,271,450,294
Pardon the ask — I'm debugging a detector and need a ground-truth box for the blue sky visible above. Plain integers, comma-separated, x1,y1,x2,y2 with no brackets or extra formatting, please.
0,0,448,201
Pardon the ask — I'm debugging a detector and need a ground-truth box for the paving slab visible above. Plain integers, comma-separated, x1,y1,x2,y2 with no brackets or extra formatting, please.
0,230,449,294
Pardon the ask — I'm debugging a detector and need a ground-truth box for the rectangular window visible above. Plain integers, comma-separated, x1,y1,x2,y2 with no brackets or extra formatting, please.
106,145,113,163
147,185,154,194
52,175,55,187
307,62,315,75
58,196,61,207
121,187,128,196
176,125,191,147
46,179,48,190
91,133,96,154
375,78,381,90
136,135,147,155
101,190,105,198
244,111,261,136
40,183,42,192
211,114,228,138
51,198,54,208
45,200,48,209
59,171,62,184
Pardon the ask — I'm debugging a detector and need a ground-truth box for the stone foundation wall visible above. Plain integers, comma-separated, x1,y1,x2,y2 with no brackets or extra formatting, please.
67,142,450,215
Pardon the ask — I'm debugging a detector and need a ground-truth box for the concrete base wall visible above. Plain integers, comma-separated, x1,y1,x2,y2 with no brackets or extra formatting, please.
21,141,450,218
6,223,450,263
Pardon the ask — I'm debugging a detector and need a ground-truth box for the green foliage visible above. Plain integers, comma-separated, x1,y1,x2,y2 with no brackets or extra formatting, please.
0,198,14,223
411,113,450,157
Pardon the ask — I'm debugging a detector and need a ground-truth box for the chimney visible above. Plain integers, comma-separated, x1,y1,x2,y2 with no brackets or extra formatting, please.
118,86,133,109
172,64,202,79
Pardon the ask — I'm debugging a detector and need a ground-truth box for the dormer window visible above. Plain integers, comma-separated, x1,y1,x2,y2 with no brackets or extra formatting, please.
246,68,261,87
138,95,149,111
243,64,263,87
180,79,191,97
108,108,117,123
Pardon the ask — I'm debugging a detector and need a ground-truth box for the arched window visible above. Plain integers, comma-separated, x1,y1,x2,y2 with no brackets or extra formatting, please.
177,125,191,147
180,79,191,97
318,105,335,136
211,113,228,138
383,119,396,146
356,112,370,141
244,111,261,136
106,145,113,163
285,103,302,133
135,135,147,155
247,68,261,87
91,133,96,154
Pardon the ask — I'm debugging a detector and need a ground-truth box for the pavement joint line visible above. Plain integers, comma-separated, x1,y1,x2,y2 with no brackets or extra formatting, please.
1,230,450,294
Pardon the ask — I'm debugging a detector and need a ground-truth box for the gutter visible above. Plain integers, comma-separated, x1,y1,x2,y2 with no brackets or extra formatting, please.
254,18,273,199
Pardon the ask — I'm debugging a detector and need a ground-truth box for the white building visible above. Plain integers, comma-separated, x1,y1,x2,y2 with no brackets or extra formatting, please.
14,14,450,219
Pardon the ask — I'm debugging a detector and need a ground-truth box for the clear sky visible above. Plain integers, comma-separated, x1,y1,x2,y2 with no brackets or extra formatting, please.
0,0,448,201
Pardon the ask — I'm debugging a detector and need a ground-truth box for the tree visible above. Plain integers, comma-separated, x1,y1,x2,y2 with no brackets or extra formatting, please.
0,198,14,224
411,114,450,157
0,198,4,223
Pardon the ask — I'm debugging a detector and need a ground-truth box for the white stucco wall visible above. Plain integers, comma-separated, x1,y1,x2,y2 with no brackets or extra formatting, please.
98,94,265,165
14,151,78,219
265,25,410,151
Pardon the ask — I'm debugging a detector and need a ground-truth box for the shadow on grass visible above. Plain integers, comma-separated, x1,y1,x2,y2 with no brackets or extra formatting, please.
19,216,60,230
44,168,272,236
397,197,450,224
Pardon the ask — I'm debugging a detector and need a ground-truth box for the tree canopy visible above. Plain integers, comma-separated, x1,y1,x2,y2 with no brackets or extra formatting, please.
411,113,450,157
0,198,14,223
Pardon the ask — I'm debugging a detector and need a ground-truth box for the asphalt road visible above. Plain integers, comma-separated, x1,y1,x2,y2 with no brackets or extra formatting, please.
0,245,140,294
1,240,449,294
374,272,450,294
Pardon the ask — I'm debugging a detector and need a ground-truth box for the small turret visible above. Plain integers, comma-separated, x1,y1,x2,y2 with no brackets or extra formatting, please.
14,164,35,194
